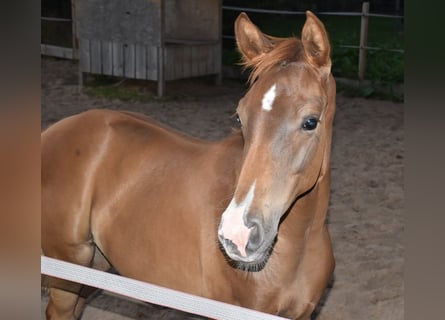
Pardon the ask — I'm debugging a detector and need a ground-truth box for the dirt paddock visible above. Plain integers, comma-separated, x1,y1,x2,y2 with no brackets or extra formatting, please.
41,57,403,320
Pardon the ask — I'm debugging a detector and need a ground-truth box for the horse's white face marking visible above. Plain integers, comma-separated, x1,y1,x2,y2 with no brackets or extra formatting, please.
218,182,256,257
261,84,277,111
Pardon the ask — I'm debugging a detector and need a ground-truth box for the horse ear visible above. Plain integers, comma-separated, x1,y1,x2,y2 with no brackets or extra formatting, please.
301,11,331,72
235,12,274,61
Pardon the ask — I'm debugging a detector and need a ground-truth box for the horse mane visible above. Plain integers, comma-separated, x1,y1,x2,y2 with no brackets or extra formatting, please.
240,37,304,85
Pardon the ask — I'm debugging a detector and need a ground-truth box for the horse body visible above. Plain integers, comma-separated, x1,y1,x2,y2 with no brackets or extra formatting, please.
42,12,336,320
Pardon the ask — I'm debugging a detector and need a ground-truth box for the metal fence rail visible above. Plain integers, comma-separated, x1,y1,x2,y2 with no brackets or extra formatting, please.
41,17,72,22
222,5,404,18
222,2,403,80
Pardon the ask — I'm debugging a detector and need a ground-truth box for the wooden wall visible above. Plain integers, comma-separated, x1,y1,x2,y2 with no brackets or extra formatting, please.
76,0,221,95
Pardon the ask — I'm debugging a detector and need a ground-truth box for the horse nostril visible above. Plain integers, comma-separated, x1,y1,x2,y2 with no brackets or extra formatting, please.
246,222,264,254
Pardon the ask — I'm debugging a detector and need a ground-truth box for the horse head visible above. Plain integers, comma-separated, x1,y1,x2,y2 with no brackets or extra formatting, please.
218,12,336,270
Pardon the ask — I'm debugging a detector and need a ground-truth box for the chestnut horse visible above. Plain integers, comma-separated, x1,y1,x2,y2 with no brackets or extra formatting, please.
42,12,336,320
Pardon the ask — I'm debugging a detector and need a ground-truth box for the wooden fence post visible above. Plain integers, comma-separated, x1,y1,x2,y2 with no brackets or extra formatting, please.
358,2,370,81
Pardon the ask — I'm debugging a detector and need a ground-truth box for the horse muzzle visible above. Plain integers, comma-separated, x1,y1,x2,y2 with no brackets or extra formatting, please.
218,215,275,267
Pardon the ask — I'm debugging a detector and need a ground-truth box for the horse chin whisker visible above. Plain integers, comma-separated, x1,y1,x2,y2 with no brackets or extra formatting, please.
230,246,273,273
233,255,268,273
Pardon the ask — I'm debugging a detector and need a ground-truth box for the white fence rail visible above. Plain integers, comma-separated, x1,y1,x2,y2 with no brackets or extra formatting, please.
41,255,289,320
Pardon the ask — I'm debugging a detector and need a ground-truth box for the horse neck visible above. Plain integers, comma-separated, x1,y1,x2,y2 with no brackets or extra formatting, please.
276,168,331,259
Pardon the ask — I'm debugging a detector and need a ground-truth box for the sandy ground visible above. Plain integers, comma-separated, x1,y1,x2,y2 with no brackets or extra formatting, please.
41,57,404,320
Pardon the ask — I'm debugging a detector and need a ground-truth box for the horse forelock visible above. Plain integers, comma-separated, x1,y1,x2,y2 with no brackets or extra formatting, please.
241,37,304,86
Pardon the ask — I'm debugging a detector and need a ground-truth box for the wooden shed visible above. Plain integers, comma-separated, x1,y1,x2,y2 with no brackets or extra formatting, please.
76,0,222,96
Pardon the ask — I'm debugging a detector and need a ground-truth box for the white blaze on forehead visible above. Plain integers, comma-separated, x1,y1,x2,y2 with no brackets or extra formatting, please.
219,182,256,257
261,84,277,111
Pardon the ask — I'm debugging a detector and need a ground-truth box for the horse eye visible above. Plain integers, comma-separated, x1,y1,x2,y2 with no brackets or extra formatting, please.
235,114,242,127
302,117,319,131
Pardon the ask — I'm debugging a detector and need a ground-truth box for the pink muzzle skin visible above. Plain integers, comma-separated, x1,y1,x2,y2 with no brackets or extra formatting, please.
219,182,256,257
219,208,253,257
